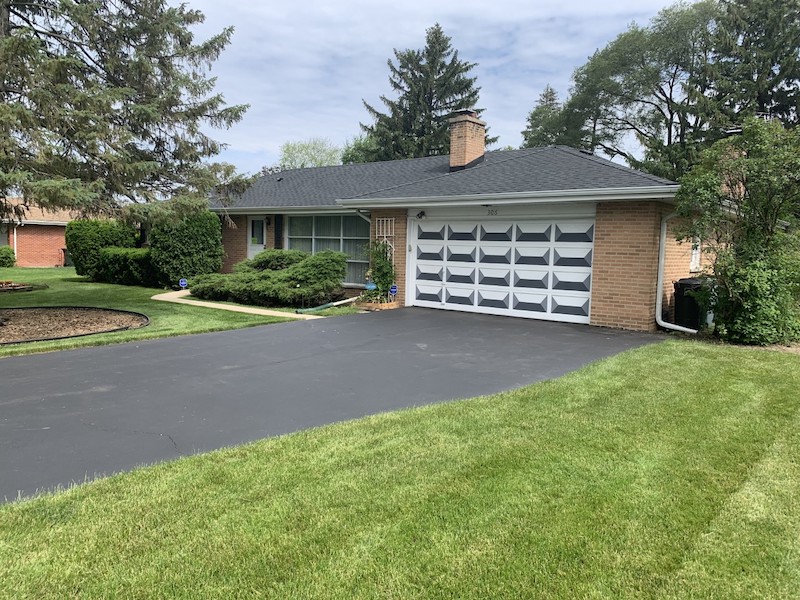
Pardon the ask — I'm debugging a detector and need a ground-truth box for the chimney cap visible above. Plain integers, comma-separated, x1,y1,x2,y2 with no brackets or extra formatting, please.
449,109,485,125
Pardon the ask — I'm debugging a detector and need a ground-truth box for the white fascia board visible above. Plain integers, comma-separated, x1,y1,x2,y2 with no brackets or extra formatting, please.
16,220,70,226
210,205,358,215
336,186,679,209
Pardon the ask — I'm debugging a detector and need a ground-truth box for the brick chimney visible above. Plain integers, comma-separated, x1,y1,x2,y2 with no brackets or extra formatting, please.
448,109,486,171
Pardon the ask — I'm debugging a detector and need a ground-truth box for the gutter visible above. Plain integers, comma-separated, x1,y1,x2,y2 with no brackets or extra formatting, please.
337,185,679,209
656,212,698,334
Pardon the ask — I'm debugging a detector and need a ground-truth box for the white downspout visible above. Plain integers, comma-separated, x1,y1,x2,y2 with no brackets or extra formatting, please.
12,224,18,257
656,212,698,334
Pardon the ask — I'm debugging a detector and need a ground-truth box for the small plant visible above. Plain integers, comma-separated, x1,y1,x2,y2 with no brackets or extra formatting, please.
0,246,15,268
359,240,396,303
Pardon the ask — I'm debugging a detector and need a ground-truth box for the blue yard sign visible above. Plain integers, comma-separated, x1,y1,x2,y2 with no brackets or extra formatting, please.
389,284,398,295
179,278,188,289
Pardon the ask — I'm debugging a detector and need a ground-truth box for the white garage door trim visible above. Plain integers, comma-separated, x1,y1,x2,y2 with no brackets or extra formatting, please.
407,214,595,324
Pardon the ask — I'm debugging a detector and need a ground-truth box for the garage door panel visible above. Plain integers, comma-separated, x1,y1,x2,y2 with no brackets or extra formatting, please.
416,284,442,303
514,269,549,289
552,271,591,292
514,247,550,266
417,244,444,261
445,287,474,306
553,248,593,267
416,265,443,282
446,247,476,263
478,290,510,309
418,224,445,240
480,225,513,242
446,266,475,284
513,292,548,313
552,295,591,317
555,223,594,242
478,267,511,287
480,246,512,264
411,217,593,324
447,224,478,241
516,223,552,242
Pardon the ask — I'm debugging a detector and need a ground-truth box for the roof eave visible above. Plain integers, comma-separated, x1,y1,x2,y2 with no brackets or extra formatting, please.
336,186,680,209
210,205,349,215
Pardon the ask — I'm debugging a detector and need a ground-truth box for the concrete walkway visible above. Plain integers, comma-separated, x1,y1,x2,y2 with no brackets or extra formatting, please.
151,289,324,320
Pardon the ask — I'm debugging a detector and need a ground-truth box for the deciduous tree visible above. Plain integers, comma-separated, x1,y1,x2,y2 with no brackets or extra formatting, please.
279,138,342,169
675,117,800,344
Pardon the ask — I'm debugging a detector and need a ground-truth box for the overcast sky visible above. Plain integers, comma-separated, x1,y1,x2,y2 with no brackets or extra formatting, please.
187,0,675,174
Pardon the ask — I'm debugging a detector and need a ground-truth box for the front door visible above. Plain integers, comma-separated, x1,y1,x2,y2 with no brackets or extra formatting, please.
248,217,266,259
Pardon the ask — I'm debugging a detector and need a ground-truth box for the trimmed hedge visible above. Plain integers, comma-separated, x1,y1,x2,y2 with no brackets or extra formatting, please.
234,249,309,273
191,250,347,307
96,247,158,287
0,246,15,268
65,220,136,278
149,211,223,287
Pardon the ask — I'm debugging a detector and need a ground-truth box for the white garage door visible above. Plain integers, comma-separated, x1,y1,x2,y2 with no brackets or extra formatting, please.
411,219,594,323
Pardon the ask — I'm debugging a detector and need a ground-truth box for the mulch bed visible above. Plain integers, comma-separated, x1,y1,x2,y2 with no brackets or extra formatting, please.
0,307,149,344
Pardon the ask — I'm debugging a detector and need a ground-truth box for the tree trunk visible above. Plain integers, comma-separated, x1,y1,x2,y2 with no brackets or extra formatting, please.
0,1,10,39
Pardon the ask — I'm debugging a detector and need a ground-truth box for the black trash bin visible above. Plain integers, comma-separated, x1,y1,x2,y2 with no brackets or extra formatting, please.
674,277,704,329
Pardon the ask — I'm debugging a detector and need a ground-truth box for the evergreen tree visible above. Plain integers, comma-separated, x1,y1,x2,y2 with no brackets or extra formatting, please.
0,0,248,221
360,24,492,161
704,0,800,127
521,85,565,147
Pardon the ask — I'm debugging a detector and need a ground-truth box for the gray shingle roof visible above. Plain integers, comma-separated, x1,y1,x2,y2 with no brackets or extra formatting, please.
222,146,676,210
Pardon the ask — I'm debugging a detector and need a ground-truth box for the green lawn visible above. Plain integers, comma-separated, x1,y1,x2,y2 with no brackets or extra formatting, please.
0,267,288,357
1,340,798,598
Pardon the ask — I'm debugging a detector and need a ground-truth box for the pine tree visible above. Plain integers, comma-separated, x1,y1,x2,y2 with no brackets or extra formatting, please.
0,0,248,221
361,24,492,161
705,0,800,127
521,85,565,147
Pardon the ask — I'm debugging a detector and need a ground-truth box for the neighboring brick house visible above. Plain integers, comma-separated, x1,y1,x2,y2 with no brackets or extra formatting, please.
212,110,701,332
1,202,78,267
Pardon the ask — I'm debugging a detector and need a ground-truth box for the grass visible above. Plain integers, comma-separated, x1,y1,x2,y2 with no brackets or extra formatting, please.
1,340,798,598
0,267,289,357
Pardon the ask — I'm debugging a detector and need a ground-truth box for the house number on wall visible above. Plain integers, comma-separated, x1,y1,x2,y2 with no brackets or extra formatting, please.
487,209,498,216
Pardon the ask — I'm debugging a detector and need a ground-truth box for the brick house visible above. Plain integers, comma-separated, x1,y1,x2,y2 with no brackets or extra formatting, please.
212,111,701,332
1,202,77,267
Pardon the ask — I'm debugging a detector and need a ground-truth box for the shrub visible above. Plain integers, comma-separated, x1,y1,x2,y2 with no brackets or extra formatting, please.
96,247,158,287
149,210,223,287
233,249,309,273
711,248,800,345
367,240,396,294
191,251,347,307
65,220,137,278
0,246,15,268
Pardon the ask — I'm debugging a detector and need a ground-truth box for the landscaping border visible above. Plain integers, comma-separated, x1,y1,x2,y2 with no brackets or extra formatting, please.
0,306,151,345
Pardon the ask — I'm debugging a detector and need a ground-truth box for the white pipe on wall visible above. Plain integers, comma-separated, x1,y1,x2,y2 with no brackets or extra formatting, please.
656,212,699,334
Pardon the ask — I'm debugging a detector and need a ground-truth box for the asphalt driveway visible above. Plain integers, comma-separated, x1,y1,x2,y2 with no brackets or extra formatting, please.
0,308,660,501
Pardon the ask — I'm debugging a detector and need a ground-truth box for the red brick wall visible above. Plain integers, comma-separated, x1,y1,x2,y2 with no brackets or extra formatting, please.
14,225,67,267
220,215,247,273
370,209,408,305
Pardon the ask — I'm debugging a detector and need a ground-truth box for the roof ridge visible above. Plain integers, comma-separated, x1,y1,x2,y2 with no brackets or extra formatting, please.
552,146,677,185
346,148,545,199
